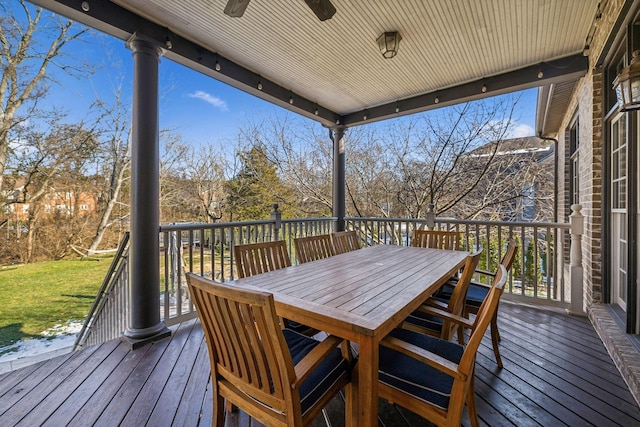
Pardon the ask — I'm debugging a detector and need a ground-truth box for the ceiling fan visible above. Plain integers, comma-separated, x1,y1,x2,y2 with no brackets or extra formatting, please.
224,0,336,21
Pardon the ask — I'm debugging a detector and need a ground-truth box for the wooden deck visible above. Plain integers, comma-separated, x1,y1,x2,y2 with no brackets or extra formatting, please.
0,303,638,426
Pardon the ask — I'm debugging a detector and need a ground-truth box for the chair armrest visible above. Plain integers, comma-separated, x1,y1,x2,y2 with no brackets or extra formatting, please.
474,268,495,276
380,336,466,380
416,305,474,330
293,334,345,387
424,298,448,310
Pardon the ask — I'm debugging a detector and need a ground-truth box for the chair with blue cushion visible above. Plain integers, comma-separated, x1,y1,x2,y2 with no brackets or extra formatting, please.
402,250,483,343
331,230,361,254
436,239,518,368
294,234,335,264
378,265,507,427
234,240,317,336
186,273,353,427
411,229,461,250
233,240,292,278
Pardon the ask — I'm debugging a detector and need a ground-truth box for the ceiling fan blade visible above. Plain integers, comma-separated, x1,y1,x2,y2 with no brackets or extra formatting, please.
304,0,336,21
224,0,251,17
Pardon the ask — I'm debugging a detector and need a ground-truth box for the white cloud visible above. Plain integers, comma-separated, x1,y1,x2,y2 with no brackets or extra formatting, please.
508,123,535,138
188,90,228,111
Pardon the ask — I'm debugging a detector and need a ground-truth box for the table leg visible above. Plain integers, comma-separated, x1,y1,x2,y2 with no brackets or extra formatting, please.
356,337,378,427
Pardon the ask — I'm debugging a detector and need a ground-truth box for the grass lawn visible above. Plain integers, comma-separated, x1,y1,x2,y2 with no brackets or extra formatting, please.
0,258,113,348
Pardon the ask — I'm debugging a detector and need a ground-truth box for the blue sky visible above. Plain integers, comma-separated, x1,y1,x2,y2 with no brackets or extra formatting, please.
44,14,537,148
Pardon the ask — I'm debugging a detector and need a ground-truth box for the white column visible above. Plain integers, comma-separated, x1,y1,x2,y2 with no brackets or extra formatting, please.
568,204,585,315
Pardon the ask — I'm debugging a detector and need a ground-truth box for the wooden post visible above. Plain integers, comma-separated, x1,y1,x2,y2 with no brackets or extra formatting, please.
271,204,281,241
426,203,436,230
332,126,346,232
568,204,585,316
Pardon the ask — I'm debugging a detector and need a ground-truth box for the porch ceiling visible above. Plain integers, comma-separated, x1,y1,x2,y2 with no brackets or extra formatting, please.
32,0,598,127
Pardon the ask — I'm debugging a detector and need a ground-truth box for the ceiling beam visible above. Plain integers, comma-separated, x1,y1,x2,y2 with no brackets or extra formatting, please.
341,53,589,127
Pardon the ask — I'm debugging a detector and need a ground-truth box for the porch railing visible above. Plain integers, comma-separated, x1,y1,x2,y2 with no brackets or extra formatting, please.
73,232,130,350
159,213,335,325
75,206,585,349
74,211,335,348
346,216,573,310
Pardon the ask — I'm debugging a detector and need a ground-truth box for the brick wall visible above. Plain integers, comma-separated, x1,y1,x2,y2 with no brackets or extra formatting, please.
552,0,628,306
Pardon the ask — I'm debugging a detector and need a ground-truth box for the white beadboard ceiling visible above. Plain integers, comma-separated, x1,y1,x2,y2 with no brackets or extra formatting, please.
34,0,599,126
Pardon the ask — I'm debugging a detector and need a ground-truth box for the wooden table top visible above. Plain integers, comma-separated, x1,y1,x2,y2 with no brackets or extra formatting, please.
232,245,469,340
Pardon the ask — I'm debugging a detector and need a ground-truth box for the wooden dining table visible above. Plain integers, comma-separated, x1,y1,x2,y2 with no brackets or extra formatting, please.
231,244,469,427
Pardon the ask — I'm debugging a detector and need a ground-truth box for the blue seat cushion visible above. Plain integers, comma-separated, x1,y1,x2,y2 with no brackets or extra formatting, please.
284,319,317,335
438,282,489,308
379,328,464,410
283,329,349,415
404,308,444,334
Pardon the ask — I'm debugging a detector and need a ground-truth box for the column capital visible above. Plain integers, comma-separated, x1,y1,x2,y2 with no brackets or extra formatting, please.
126,32,166,59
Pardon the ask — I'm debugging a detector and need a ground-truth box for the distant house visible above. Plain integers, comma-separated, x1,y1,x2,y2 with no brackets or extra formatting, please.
1,176,97,222
458,136,555,222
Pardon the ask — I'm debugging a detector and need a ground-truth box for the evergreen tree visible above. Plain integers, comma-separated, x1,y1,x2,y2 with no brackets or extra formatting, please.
225,145,297,220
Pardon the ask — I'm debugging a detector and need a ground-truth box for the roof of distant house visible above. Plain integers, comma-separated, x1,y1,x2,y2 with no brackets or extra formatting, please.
467,136,553,160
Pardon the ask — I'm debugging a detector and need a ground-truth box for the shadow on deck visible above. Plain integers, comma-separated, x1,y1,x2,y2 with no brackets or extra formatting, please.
0,303,638,426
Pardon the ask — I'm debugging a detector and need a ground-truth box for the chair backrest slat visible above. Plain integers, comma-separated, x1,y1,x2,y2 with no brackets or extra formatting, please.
294,234,335,264
458,265,507,375
447,251,482,316
187,274,296,415
412,230,460,250
234,241,292,278
501,239,518,272
332,230,361,254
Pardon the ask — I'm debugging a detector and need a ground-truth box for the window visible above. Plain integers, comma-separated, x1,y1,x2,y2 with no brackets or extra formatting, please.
569,119,580,205
612,114,627,210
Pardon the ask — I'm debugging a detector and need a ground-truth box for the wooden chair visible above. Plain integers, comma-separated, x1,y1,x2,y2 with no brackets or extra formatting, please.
331,230,361,254
294,234,335,264
234,240,316,335
402,250,483,343
412,229,461,250
378,265,507,427
186,273,352,427
233,240,291,278
437,239,518,368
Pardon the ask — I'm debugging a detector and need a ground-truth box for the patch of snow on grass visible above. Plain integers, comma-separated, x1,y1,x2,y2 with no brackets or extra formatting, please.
0,320,83,363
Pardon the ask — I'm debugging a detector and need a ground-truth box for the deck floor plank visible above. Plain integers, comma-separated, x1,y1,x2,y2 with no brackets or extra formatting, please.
44,339,131,425
104,321,194,426
0,303,638,426
489,328,640,422
147,319,205,426
0,341,101,423
500,310,634,397
16,339,120,426
63,339,159,426
174,335,211,426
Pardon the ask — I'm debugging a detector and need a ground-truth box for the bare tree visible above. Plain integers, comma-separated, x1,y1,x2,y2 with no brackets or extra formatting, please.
0,0,88,193
179,143,229,222
86,89,131,254
251,95,548,222
11,119,98,262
